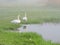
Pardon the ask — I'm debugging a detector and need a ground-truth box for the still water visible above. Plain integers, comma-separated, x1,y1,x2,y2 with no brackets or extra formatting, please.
18,23,60,43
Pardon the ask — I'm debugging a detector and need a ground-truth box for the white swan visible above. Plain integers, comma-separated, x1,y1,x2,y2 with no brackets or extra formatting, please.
11,15,21,24
23,12,27,21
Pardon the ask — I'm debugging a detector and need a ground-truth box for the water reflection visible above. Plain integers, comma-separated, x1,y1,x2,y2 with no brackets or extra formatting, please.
22,25,27,32
23,25,27,29
18,23,60,43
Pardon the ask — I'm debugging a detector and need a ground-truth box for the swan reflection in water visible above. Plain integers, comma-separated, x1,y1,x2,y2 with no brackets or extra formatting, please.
23,25,27,31
17,25,27,32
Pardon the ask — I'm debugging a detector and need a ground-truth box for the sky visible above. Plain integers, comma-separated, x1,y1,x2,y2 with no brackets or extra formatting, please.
0,0,48,7
0,0,60,7
48,0,60,5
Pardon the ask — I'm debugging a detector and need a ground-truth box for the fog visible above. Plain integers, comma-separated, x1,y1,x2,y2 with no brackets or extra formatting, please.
0,0,48,7
0,0,60,7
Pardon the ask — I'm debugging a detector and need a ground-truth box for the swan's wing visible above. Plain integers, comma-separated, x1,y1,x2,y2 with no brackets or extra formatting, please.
11,20,21,23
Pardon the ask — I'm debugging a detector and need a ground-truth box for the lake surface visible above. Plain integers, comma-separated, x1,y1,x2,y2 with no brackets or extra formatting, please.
18,23,60,43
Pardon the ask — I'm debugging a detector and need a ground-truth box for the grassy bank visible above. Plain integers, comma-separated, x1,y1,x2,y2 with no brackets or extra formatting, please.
0,8,60,24
0,8,60,44
0,32,60,45
0,8,60,30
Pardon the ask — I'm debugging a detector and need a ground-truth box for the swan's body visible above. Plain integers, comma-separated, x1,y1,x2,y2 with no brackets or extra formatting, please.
23,13,27,21
11,19,21,24
11,15,21,24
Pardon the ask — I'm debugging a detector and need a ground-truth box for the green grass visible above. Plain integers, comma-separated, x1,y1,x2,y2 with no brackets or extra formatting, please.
0,8,60,30
0,8,60,45
0,8,60,23
0,20,21,31
0,31,60,45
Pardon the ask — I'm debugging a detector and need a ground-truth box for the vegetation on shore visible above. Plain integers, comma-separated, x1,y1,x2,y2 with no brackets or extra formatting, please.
0,32,60,45
0,8,60,30
0,8,60,45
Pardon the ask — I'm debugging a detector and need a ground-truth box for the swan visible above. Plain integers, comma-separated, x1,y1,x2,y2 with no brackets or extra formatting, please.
23,12,27,22
11,15,21,24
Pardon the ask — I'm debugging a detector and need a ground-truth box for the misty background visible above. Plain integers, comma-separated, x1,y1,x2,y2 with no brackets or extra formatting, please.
0,0,60,8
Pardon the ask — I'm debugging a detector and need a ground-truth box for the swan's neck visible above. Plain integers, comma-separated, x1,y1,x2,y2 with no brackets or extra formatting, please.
25,13,27,17
18,15,20,20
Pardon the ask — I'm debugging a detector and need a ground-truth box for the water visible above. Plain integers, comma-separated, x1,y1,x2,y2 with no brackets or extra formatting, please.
18,23,60,43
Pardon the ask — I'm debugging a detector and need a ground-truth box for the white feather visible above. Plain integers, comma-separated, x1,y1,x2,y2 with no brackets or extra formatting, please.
11,15,21,24
23,12,27,21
